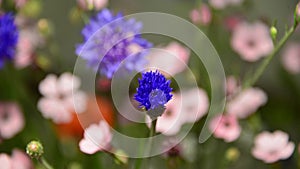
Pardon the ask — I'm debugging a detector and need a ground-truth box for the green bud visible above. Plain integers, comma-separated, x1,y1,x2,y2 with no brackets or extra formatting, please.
26,140,44,159
270,26,277,41
225,147,240,162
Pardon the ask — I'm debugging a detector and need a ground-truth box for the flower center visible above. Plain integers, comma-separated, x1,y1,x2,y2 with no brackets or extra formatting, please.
149,89,167,109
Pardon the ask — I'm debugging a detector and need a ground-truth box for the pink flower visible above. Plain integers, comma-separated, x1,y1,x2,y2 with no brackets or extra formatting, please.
14,16,44,68
147,42,190,77
298,143,300,154
77,0,108,11
281,42,300,74
11,149,33,169
252,131,295,163
79,121,112,154
0,150,32,169
226,76,241,98
227,88,267,119
14,0,27,8
38,73,87,124
231,22,273,62
0,102,24,139
152,88,209,135
224,15,243,31
0,154,12,169
189,4,212,25
209,0,243,9
209,114,241,142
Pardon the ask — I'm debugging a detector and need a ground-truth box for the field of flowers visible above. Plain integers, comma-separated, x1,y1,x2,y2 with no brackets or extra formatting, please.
0,0,300,169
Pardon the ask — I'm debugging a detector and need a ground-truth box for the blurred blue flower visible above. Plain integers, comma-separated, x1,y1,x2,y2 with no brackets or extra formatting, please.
0,13,18,68
134,70,172,111
76,9,152,78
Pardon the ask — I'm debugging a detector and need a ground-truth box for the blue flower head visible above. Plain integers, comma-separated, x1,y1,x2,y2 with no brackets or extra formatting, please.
0,13,18,68
76,9,152,79
134,71,173,114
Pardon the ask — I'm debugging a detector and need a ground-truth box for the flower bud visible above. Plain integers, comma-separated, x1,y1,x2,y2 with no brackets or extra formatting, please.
26,140,44,159
270,26,277,41
225,147,240,162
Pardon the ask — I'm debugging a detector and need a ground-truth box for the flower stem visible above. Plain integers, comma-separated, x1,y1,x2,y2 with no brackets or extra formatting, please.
144,119,157,169
150,120,157,138
244,24,297,88
39,157,54,169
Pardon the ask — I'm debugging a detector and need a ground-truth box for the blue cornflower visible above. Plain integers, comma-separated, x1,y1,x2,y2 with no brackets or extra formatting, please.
76,9,152,79
0,13,18,68
134,71,173,116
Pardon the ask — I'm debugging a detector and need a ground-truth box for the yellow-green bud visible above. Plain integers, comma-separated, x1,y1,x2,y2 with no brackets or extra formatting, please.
270,26,277,41
225,147,240,162
26,140,44,159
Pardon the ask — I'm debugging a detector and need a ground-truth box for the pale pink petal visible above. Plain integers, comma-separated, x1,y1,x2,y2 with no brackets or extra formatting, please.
297,2,300,17
227,88,267,119
209,114,241,142
209,0,227,9
39,74,58,98
63,91,87,114
281,42,300,74
77,0,107,10
37,98,72,124
189,9,201,24
57,72,80,96
231,22,273,62
148,93,183,135
279,142,295,159
79,121,112,154
79,138,100,154
0,154,12,169
0,103,25,139
14,0,27,8
252,130,295,163
180,88,209,123
147,42,190,77
93,0,108,10
11,149,33,169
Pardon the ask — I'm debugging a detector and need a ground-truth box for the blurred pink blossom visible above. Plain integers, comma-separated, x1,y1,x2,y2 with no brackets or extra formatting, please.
38,73,87,124
14,16,44,68
11,149,33,169
209,114,241,142
231,22,273,62
79,121,112,154
189,4,211,25
281,42,300,74
77,0,108,11
14,0,27,8
227,88,267,119
226,76,241,98
0,150,32,169
252,131,295,163
224,16,243,31
0,154,12,169
152,88,209,135
209,0,243,9
147,42,190,77
0,102,24,139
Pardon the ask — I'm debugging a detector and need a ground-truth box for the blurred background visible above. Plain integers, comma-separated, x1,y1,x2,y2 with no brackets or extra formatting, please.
0,0,300,169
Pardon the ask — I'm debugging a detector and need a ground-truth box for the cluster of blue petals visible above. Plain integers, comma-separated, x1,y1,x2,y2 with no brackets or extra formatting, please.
0,13,18,68
76,9,152,78
134,71,173,111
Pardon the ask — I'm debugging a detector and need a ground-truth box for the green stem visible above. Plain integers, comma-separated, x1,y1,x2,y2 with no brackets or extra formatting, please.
39,157,54,169
149,120,157,138
141,119,157,169
244,25,297,88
